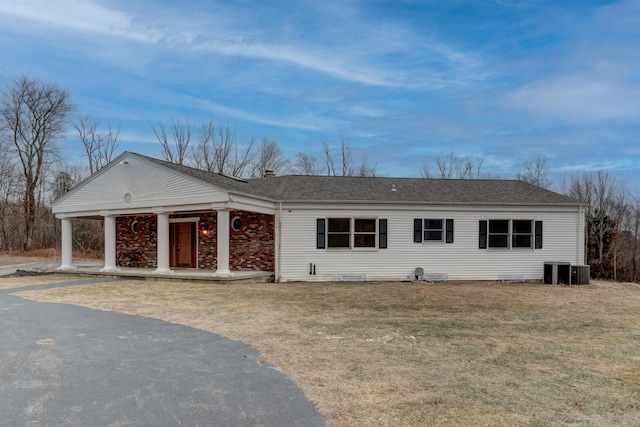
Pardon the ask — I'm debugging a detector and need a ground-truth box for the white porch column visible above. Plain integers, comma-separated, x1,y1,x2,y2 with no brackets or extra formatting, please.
57,217,76,271
100,213,120,272
154,211,173,274
213,209,232,276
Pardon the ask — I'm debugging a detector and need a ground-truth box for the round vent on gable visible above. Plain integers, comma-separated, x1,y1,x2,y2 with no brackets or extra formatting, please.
123,192,133,205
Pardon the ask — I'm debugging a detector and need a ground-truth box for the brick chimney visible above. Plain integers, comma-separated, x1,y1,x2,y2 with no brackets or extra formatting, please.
264,169,275,177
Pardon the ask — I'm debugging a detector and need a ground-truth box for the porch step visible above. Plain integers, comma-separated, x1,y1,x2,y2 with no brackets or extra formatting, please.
59,267,274,284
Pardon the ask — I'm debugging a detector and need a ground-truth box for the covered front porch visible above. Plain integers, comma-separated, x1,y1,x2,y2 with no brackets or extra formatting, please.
51,152,279,279
57,207,275,277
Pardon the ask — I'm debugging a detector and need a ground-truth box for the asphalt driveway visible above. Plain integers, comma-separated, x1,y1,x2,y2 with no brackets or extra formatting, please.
0,279,326,426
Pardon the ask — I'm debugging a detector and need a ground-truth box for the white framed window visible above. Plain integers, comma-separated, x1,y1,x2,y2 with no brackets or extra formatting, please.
327,218,351,248
317,218,387,249
479,220,543,249
489,219,510,248
354,218,377,248
512,220,533,248
413,218,454,243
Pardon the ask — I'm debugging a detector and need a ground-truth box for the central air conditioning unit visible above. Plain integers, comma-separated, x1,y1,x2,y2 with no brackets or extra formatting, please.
570,265,590,285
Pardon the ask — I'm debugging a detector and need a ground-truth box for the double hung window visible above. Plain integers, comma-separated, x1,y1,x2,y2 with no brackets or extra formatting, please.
317,218,387,249
479,220,542,249
414,218,454,243
489,219,509,248
512,220,533,248
327,218,351,248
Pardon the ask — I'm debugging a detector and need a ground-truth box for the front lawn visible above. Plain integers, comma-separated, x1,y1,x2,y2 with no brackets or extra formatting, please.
16,278,640,426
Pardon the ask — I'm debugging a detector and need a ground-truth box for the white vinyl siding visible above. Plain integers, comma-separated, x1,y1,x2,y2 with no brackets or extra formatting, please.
278,205,583,282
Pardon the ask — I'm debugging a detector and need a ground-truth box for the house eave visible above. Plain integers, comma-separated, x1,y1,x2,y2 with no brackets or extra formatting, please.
277,199,586,208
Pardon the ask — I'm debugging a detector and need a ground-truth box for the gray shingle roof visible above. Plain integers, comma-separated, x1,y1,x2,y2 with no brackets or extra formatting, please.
136,152,582,206
247,175,582,205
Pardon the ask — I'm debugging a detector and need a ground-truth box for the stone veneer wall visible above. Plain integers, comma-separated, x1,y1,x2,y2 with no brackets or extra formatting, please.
116,215,157,268
116,210,274,271
229,210,275,271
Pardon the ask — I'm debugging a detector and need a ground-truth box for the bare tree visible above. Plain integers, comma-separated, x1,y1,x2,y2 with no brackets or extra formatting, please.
564,170,627,279
517,154,552,188
420,151,483,179
0,140,18,249
190,121,255,177
250,137,290,178
191,120,221,172
624,195,640,282
0,75,73,250
320,136,376,177
293,152,322,175
355,154,377,177
74,114,120,173
338,137,353,176
50,162,88,201
321,138,336,176
151,118,193,165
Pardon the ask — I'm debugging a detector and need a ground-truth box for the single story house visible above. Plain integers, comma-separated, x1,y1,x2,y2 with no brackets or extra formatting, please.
52,152,586,282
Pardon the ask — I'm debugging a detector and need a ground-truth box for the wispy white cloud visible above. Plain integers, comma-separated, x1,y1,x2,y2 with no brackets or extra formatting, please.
497,0,640,124
0,0,160,42
504,74,640,123
2,0,639,189
0,0,486,90
193,97,342,133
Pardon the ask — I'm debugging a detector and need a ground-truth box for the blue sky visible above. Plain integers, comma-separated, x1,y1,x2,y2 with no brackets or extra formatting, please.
1,0,639,190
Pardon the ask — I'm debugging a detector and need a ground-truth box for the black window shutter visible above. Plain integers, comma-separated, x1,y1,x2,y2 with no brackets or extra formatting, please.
479,220,487,249
445,219,454,243
379,219,388,249
535,221,543,249
413,219,422,243
316,218,326,249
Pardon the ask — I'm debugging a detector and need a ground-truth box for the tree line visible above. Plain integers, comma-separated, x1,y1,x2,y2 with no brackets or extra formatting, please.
1,75,639,282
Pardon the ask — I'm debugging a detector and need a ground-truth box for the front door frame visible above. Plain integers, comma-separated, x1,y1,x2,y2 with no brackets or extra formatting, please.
169,217,199,268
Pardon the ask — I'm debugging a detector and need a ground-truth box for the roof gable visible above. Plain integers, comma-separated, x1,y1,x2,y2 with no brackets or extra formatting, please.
52,152,231,214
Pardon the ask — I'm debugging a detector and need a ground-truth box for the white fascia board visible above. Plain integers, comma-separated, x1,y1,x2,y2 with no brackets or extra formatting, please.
279,201,582,214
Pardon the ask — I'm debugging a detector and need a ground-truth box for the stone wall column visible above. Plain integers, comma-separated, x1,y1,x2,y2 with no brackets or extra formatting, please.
57,217,76,271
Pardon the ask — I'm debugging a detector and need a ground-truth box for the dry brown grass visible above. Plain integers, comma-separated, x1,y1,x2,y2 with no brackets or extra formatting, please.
0,249,101,267
0,249,59,267
0,275,81,289
12,277,640,427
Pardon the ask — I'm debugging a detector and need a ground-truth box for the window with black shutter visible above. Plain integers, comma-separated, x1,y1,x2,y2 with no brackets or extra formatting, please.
413,219,422,243
479,219,543,250
317,218,387,249
535,221,543,249
446,219,454,243
316,218,325,249
379,219,388,249
479,220,487,249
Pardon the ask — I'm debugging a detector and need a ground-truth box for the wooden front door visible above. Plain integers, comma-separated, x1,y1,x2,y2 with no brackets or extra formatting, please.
170,222,197,268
